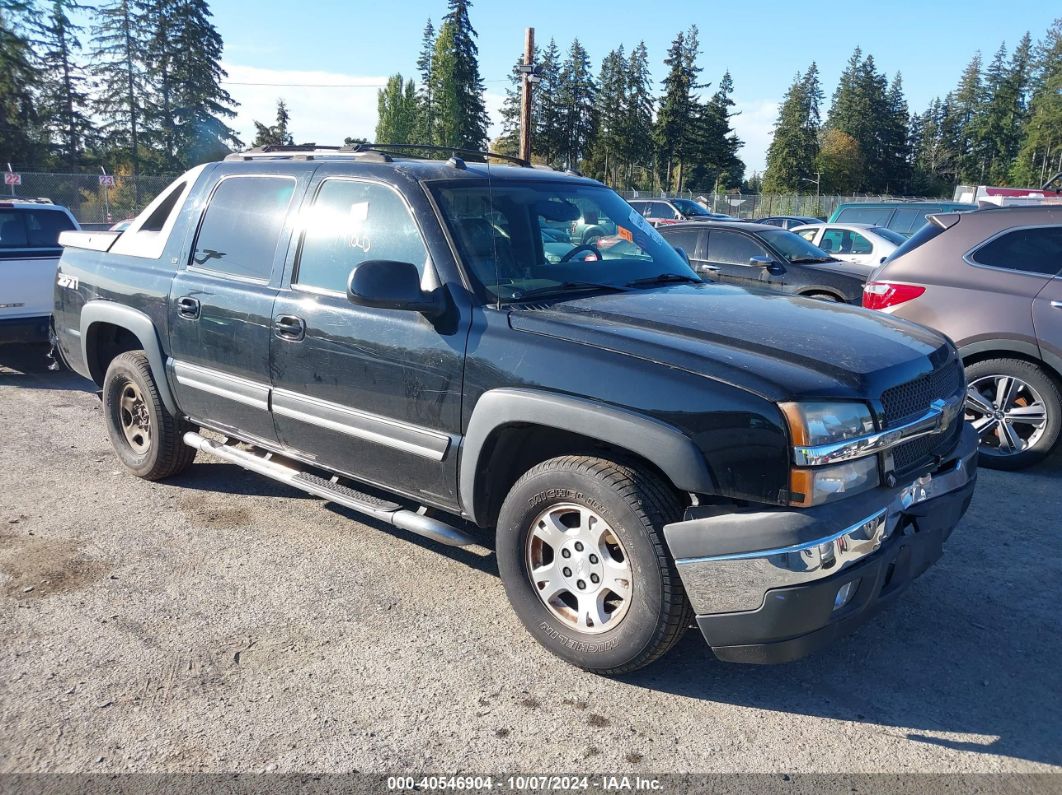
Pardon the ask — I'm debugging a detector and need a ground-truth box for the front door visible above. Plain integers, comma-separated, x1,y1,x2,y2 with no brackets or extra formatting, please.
167,173,300,444
269,175,467,507
703,229,783,291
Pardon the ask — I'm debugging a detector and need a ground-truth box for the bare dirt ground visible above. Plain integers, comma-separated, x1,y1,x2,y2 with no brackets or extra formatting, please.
1,347,1059,775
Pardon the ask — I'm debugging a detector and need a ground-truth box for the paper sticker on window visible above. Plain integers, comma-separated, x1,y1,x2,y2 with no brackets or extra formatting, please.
628,209,665,247
617,226,633,243
349,201,370,253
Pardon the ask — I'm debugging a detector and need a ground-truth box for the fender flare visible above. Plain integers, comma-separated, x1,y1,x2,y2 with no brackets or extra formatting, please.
459,388,716,524
80,301,177,414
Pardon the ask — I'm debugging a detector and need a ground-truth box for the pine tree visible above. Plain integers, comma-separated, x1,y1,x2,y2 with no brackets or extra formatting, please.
942,53,985,183
34,1,92,168
587,46,626,181
375,74,419,144
495,50,529,156
972,35,1032,183
91,0,150,179
414,19,435,144
252,99,293,147
429,0,488,149
910,97,954,195
763,64,821,193
163,0,240,166
0,1,45,167
1013,18,1062,185
621,41,654,187
655,28,704,191
534,38,565,166
882,73,911,192
556,39,596,170
826,50,891,191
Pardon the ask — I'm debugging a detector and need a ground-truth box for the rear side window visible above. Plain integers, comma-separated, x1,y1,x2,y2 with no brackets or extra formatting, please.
662,228,701,257
706,231,767,265
837,207,891,226
969,227,1062,277
0,209,74,248
191,176,296,281
295,179,428,293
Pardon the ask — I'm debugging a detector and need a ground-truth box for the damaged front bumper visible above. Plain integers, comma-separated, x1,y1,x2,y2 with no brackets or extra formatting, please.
665,422,978,664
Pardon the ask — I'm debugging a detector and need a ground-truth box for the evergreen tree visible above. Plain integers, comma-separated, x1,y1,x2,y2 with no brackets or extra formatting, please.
429,0,488,149
164,0,241,166
35,0,92,168
621,41,654,187
252,99,293,147
654,28,702,191
974,36,1033,183
941,53,985,183
414,19,435,143
556,38,596,170
0,1,45,167
763,64,821,193
534,38,565,166
589,45,626,180
882,73,911,192
695,69,744,190
1013,18,1062,185
826,49,892,191
90,0,150,178
375,73,419,144
910,97,954,195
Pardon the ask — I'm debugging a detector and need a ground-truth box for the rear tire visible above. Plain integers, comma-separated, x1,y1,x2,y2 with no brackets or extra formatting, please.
103,351,196,480
496,455,691,675
964,358,1060,471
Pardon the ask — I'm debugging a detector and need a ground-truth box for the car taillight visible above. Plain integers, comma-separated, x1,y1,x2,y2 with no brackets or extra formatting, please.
863,281,926,310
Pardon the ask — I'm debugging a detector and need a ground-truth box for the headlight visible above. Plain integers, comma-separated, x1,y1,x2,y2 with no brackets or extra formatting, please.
789,457,880,507
780,401,876,447
780,401,880,507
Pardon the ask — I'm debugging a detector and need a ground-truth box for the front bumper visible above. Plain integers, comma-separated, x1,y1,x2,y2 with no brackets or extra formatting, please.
666,422,978,664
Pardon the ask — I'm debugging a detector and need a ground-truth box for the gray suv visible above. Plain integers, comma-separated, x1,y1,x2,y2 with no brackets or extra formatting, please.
864,205,1062,470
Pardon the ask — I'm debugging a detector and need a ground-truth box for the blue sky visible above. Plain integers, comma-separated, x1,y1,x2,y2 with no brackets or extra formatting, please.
209,0,1058,174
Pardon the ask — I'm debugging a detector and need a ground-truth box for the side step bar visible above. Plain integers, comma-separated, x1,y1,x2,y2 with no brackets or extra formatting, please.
183,432,476,547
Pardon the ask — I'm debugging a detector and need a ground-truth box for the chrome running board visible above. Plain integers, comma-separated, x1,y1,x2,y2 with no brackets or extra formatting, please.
183,432,476,547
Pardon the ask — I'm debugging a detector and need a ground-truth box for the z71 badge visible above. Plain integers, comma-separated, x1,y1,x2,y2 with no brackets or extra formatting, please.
57,273,79,290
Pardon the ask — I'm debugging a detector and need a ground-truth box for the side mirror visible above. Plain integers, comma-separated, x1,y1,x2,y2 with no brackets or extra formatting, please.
673,246,691,266
750,255,784,274
347,260,444,318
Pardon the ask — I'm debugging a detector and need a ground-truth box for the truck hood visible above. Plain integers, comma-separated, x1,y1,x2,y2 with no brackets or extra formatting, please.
508,283,953,402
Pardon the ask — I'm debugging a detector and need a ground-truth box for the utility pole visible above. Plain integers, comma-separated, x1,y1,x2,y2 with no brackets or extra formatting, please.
518,27,536,163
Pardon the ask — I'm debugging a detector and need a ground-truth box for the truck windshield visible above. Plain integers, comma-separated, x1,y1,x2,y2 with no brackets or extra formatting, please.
432,181,698,302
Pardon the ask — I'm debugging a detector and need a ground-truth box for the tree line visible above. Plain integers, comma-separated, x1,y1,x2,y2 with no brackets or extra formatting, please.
764,18,1062,196
376,4,744,193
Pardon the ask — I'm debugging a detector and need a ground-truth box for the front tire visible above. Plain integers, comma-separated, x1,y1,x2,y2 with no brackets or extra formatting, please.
496,456,691,675
103,351,196,480
964,358,1060,471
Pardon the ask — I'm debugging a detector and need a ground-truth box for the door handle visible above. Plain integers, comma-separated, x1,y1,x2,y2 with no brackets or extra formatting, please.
1052,301,1062,309
274,314,306,341
700,265,720,272
176,296,200,319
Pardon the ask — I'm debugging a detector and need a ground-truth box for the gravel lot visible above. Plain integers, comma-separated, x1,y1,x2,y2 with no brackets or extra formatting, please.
1,347,1060,776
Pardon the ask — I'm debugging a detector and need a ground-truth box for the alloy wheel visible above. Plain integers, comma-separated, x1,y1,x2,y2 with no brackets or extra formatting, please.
965,374,1048,457
525,502,633,634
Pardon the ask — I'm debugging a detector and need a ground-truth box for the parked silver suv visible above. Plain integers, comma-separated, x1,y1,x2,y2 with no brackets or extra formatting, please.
864,205,1062,470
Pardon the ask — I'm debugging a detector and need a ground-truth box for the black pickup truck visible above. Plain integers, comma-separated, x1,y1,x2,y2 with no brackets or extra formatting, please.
52,145,977,674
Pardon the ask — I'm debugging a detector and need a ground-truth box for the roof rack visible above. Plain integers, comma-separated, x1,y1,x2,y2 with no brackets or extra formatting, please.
224,142,533,169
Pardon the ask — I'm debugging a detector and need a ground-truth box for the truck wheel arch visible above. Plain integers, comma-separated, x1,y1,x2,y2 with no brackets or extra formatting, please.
459,388,716,526
81,301,178,415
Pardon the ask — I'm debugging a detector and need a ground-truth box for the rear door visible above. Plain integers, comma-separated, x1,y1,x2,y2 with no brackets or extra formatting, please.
167,172,303,444
0,207,75,321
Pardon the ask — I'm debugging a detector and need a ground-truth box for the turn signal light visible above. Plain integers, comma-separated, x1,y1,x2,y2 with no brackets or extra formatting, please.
863,281,926,310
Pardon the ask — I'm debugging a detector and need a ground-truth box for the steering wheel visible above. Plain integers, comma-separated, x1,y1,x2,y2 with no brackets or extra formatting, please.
560,244,602,263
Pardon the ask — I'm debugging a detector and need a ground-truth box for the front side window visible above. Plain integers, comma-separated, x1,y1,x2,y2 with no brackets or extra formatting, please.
431,181,697,302
705,231,767,265
191,176,296,280
295,179,428,293
969,227,1062,277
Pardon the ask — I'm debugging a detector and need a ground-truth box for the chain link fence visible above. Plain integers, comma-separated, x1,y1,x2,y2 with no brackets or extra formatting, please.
617,190,944,220
5,172,177,225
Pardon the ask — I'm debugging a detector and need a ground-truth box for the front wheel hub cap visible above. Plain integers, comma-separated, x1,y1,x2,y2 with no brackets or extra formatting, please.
525,502,633,634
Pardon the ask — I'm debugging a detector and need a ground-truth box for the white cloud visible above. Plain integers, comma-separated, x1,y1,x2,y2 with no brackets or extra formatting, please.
731,98,779,176
222,63,388,146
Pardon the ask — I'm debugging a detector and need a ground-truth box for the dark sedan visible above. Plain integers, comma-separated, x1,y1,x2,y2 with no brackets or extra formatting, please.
659,221,867,303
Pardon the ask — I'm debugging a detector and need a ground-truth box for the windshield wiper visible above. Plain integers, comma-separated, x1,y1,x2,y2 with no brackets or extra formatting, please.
625,272,703,288
508,281,628,302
